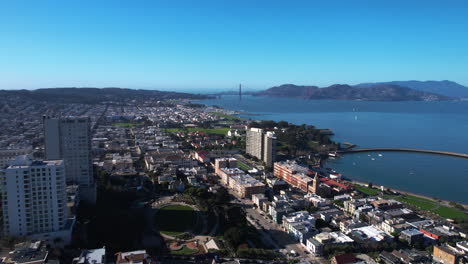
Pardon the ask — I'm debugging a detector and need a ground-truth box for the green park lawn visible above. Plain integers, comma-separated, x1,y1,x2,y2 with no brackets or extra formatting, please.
237,160,253,171
210,112,243,121
354,184,381,196
353,184,468,220
165,127,230,135
433,206,468,220
171,245,198,255
395,195,468,220
112,122,134,127
155,204,197,236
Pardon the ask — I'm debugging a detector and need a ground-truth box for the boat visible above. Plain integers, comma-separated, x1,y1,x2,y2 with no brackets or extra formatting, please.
378,154,383,157
328,152,338,157
371,158,375,161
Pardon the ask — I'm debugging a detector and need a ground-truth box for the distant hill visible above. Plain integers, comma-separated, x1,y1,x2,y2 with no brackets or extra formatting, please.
0,87,212,104
356,80,468,98
253,84,453,101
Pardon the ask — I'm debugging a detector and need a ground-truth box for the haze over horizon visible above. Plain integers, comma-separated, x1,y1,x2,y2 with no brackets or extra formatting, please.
1,0,468,91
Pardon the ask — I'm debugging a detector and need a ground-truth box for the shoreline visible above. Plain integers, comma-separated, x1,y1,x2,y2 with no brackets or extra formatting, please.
350,179,468,208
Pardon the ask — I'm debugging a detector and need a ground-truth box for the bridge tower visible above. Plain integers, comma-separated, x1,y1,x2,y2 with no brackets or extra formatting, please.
239,83,242,101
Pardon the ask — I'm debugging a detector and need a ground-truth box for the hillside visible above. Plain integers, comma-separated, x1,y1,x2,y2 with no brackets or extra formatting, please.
0,87,212,104
356,80,468,98
253,84,453,101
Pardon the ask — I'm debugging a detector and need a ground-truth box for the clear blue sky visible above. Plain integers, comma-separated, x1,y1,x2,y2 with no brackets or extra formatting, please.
1,0,467,91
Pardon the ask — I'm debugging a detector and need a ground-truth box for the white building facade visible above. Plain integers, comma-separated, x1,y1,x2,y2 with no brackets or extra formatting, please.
0,156,68,238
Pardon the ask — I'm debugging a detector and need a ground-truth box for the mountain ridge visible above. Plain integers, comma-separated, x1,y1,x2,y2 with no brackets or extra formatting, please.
355,80,468,98
253,83,453,101
0,87,212,104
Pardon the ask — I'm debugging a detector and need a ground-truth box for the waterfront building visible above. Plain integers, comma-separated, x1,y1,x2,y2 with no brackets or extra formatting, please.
43,116,96,203
274,160,313,192
0,155,72,244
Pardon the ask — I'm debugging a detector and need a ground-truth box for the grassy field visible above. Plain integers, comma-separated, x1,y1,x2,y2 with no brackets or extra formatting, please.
155,204,196,236
396,195,437,210
354,184,381,196
171,245,198,255
237,160,253,171
433,206,468,220
165,127,230,135
112,122,135,127
353,184,468,220
210,112,243,121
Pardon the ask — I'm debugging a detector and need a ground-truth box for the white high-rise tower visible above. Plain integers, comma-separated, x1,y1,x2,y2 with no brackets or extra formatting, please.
0,156,67,237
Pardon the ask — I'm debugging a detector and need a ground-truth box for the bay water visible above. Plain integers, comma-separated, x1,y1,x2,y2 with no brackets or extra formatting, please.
195,95,468,203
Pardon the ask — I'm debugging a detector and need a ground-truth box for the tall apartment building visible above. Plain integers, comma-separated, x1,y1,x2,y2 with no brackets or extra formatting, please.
0,156,67,238
246,128,264,159
246,128,276,167
43,116,96,203
263,131,277,168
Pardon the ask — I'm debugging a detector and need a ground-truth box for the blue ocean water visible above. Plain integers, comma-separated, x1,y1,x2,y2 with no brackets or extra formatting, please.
196,95,468,203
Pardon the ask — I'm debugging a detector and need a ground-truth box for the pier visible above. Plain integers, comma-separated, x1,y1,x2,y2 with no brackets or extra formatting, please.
338,148,468,159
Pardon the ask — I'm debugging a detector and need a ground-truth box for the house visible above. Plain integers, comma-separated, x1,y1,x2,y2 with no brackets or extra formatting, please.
4,241,49,264
73,247,106,264
283,211,317,244
306,238,323,256
115,250,150,264
432,244,467,264
399,229,424,246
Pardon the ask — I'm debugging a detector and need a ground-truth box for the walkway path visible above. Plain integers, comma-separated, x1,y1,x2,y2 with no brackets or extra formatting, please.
339,148,468,159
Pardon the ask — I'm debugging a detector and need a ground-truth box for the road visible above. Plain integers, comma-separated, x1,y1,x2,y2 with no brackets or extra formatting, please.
229,194,325,263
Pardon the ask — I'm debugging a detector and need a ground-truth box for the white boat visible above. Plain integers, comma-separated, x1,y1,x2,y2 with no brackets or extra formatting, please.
371,158,375,161
378,154,383,157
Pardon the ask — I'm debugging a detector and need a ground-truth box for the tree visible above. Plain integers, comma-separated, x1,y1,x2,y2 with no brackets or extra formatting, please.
224,227,245,248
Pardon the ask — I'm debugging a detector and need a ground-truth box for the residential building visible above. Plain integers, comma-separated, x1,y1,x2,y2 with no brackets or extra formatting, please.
228,174,265,198
252,193,268,209
246,128,276,167
306,238,324,256
3,240,48,264
43,116,96,203
399,229,424,246
0,156,71,244
263,131,277,167
214,158,237,176
116,250,150,264
246,128,263,160
73,247,106,264
274,160,313,192
283,211,317,244
433,244,467,264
